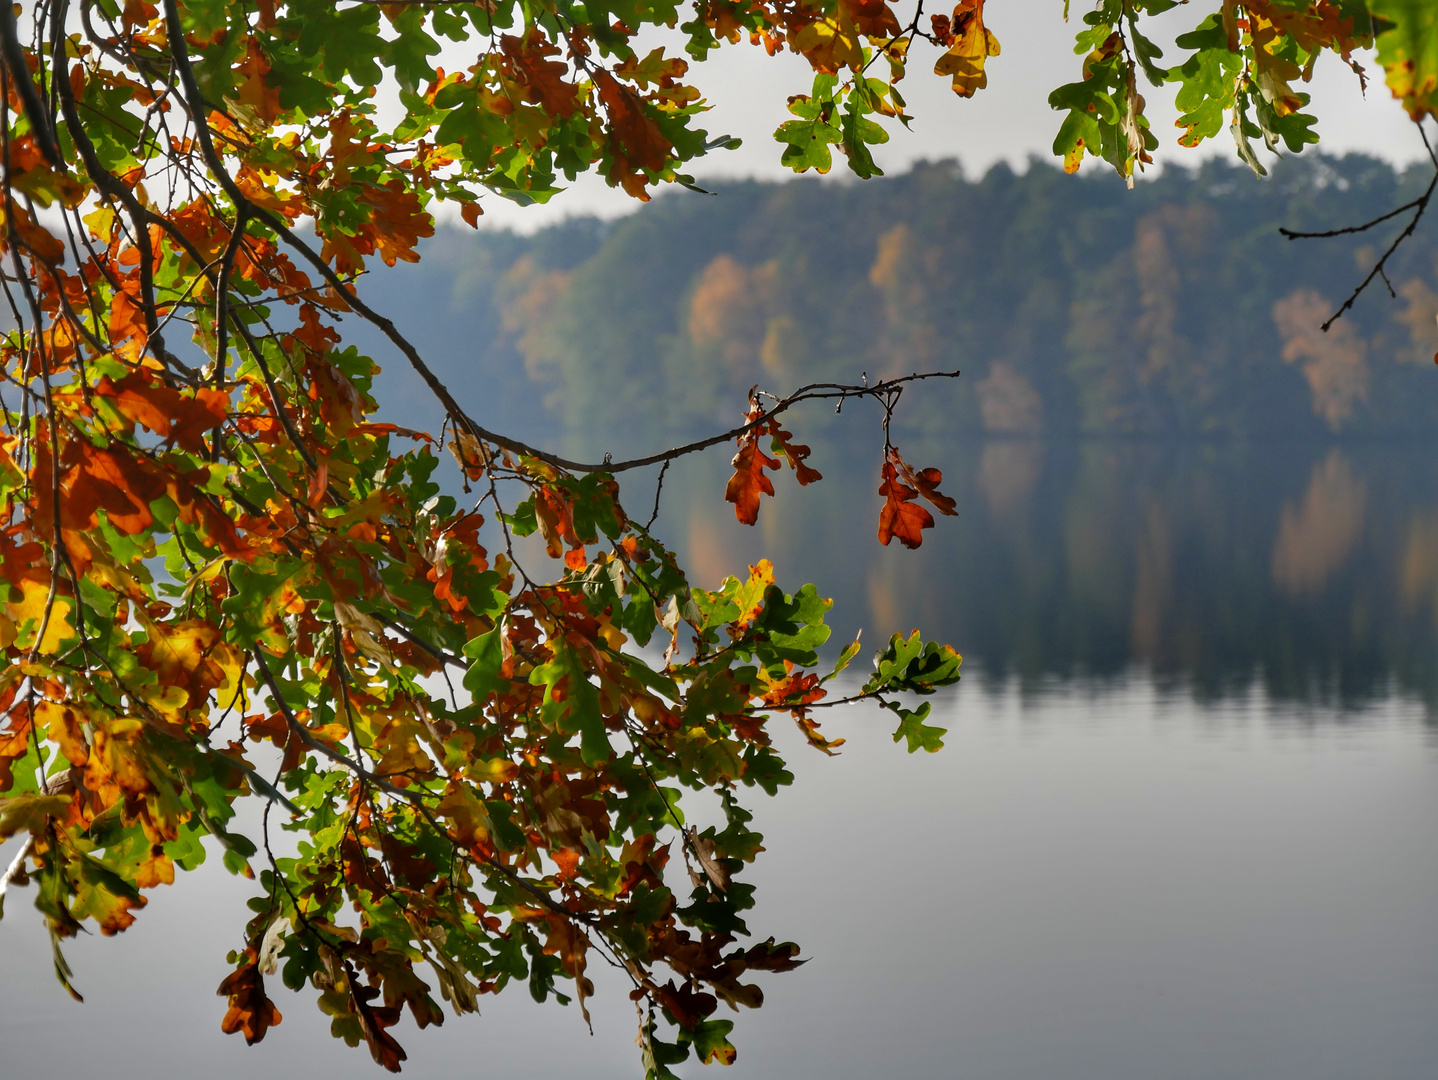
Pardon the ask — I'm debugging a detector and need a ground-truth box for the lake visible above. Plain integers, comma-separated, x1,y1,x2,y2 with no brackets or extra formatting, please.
2,439,1436,1078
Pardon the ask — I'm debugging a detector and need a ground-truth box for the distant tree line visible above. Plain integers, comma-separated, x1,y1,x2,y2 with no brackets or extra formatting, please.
366,153,1438,454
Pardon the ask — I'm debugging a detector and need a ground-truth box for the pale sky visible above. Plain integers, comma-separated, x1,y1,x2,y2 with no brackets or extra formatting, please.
434,0,1430,232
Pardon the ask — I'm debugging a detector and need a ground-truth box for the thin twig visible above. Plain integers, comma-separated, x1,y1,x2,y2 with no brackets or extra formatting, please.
1279,196,1424,241
1279,126,1438,332
645,459,670,530
0,836,35,905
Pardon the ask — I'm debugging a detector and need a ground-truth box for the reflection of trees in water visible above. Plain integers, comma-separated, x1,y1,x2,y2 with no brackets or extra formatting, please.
1130,499,1174,663
976,365,1045,435
664,441,1438,709
976,441,1043,520
1400,512,1438,627
1272,452,1367,596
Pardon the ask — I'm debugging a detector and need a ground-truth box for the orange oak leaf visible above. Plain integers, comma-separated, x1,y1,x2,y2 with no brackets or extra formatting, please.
349,978,409,1072
535,484,581,558
761,667,825,708
106,274,148,350
134,617,239,715
234,38,282,125
293,304,341,355
725,439,780,525
845,0,902,39
35,700,90,767
907,465,957,516
361,180,435,267
595,70,672,199
502,30,583,118
11,202,65,264
219,949,283,1045
768,421,822,485
95,372,227,452
795,713,846,754
167,468,253,562
0,714,34,789
61,442,167,534
877,457,934,549
544,914,595,1029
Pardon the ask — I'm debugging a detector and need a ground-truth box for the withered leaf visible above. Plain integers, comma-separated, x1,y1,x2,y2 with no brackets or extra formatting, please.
725,440,780,526
218,950,283,1045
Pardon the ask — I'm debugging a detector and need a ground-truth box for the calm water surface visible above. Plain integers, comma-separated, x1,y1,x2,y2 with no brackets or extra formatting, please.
2,442,1437,1078
2,682,1434,1079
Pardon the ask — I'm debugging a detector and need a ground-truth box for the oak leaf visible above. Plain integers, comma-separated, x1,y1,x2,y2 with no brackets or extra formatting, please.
67,848,147,934
768,421,822,485
95,372,228,452
232,38,281,126
935,0,1001,97
502,31,583,118
219,950,283,1045
724,439,780,525
909,465,958,516
35,701,90,767
0,714,33,789
0,793,71,841
4,577,75,654
877,458,934,549
596,70,672,198
685,826,731,891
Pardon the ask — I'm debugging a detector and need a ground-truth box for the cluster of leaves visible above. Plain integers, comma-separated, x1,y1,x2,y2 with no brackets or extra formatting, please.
0,0,971,1073
722,381,955,551
1051,1,1428,184
769,0,999,178
0,0,1430,1073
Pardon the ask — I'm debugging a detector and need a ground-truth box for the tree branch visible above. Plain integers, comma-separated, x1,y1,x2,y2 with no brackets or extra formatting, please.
0,835,34,912
1279,141,1438,332
0,0,59,165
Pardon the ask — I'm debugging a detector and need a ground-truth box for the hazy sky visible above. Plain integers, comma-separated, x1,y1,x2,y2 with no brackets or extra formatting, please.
441,0,1430,231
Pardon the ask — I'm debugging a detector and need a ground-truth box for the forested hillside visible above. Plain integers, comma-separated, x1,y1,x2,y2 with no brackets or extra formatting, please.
363,153,1438,454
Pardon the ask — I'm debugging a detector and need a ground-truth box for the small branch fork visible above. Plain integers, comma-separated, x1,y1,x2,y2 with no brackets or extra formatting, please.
1280,125,1438,332
593,369,959,476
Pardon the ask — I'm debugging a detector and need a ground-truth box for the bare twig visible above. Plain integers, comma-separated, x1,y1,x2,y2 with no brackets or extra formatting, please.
1280,129,1438,332
0,1,59,165
645,459,670,530
0,836,35,909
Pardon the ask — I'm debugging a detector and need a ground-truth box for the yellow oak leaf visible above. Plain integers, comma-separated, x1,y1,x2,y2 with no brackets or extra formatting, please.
4,577,75,655
34,700,91,767
0,793,71,841
934,0,1001,97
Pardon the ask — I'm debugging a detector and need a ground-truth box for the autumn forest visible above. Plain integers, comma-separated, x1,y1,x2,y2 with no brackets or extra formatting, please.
367,153,1438,454
337,154,1438,711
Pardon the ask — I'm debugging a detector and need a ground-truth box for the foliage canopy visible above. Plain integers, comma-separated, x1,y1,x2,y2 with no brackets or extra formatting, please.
0,0,1431,1073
